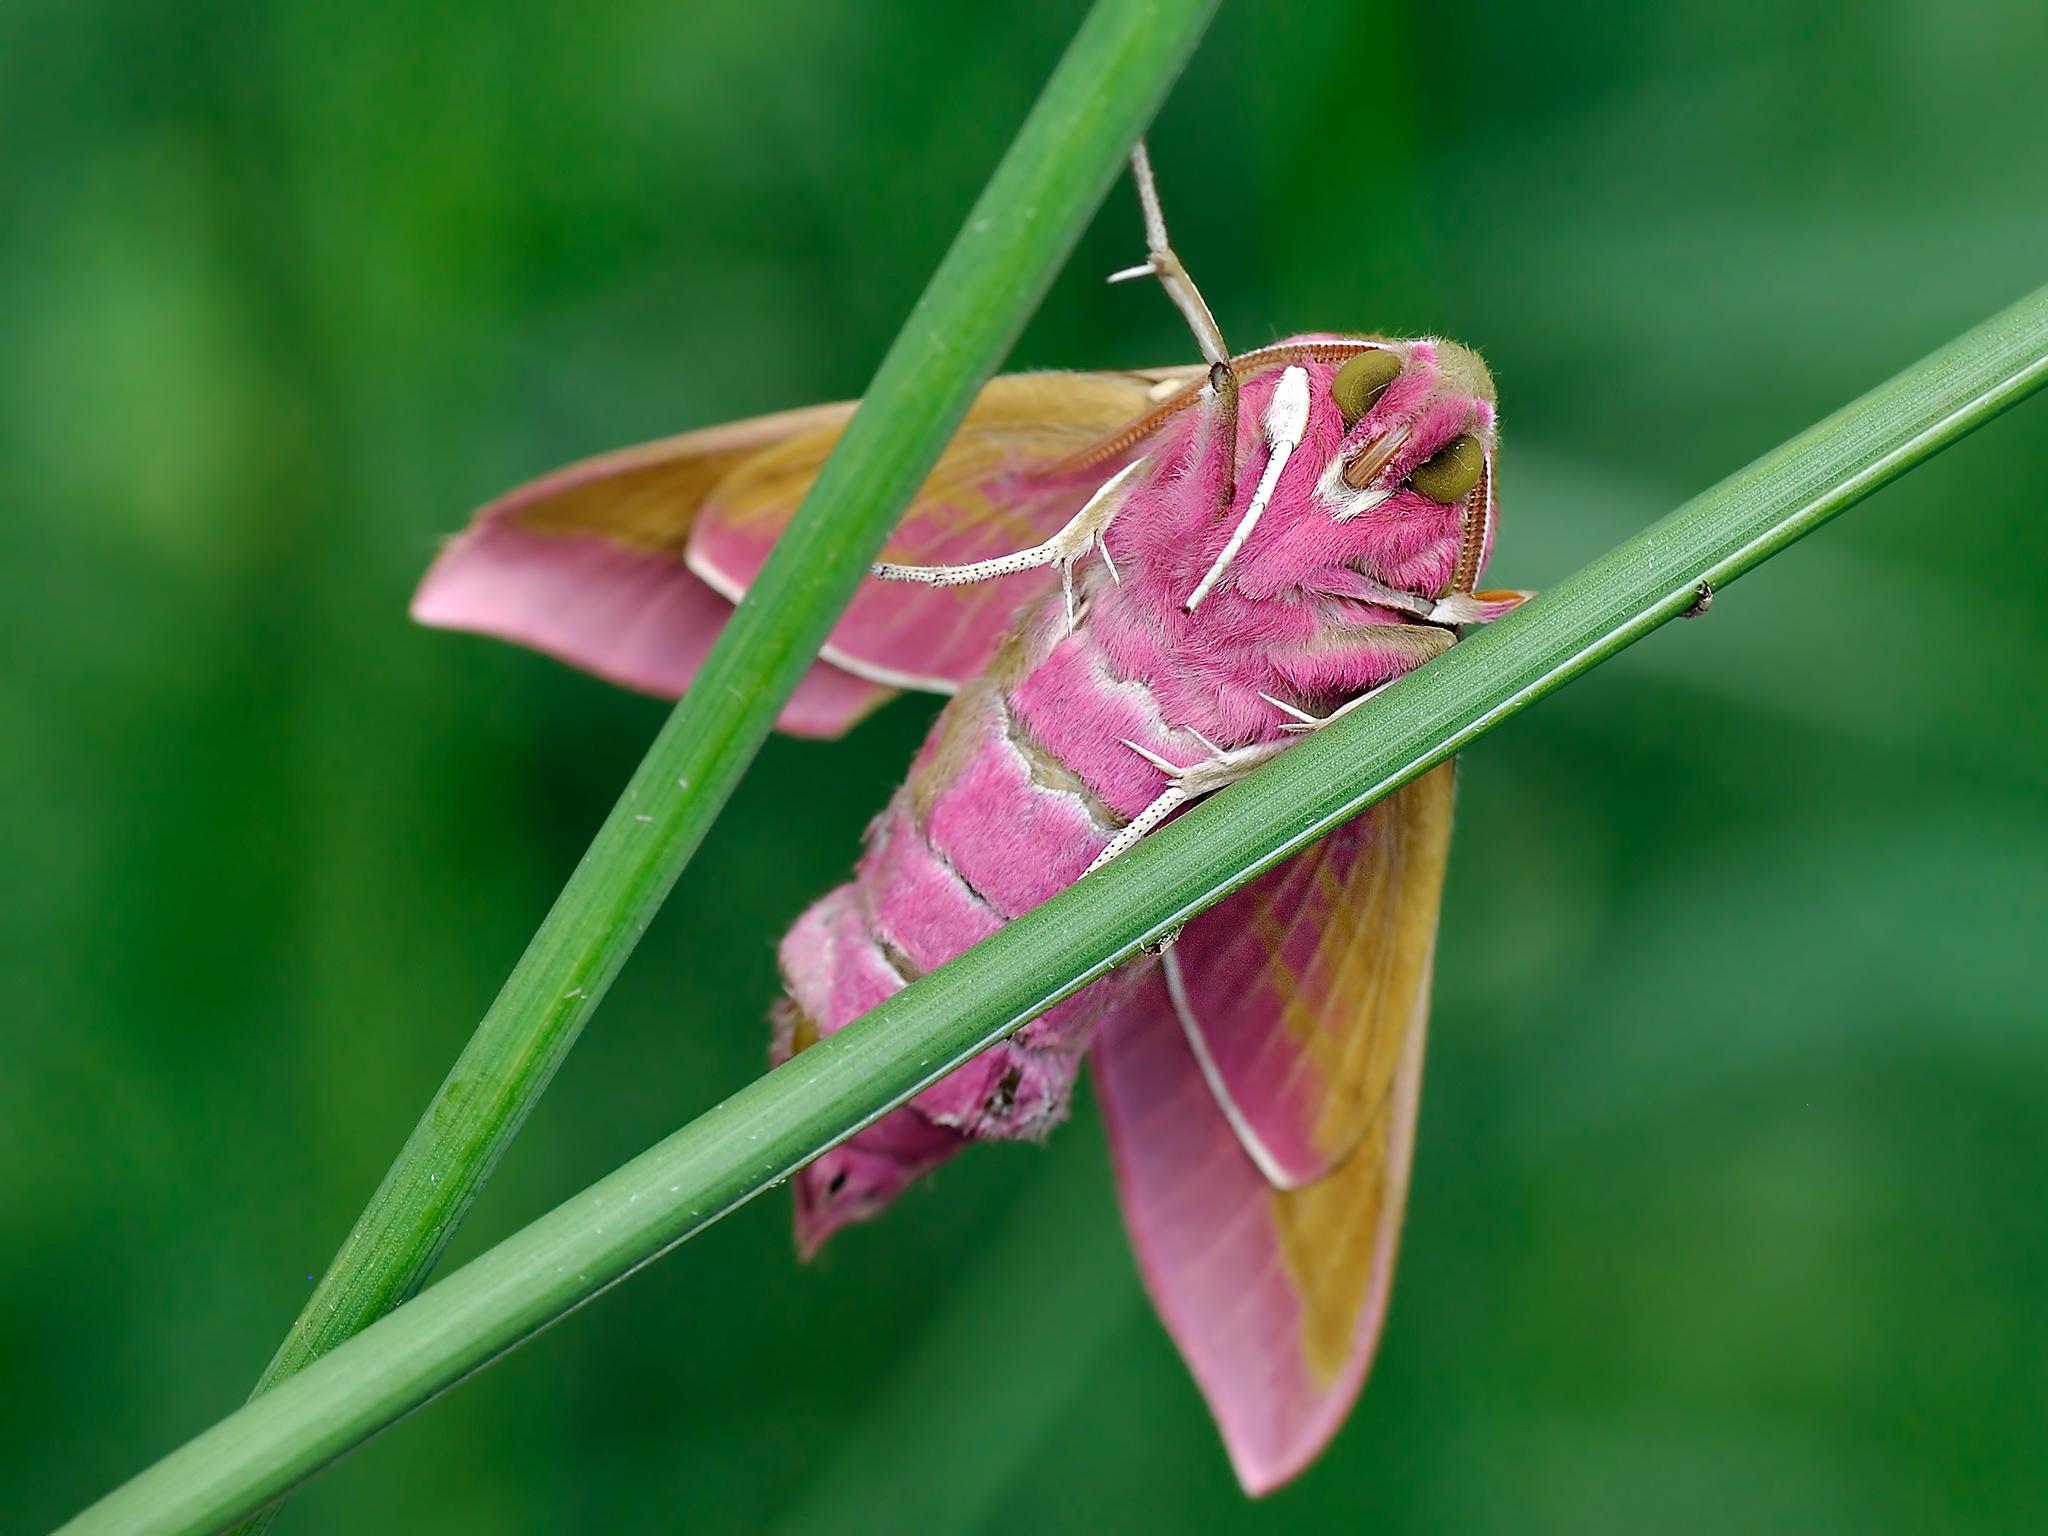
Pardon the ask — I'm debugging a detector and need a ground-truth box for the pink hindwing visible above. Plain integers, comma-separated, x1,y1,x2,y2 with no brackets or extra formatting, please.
1093,766,1453,1494
1161,763,1456,1187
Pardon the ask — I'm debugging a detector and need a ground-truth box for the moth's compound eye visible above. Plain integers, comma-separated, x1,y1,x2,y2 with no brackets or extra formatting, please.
1409,434,1484,504
1331,350,1402,427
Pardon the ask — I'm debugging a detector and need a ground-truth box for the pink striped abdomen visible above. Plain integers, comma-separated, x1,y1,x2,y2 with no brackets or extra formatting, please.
773,586,1230,1142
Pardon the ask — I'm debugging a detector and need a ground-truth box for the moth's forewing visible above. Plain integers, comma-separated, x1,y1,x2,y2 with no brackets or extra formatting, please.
686,370,1197,693
1092,765,1453,1495
411,370,1197,732
471,401,861,555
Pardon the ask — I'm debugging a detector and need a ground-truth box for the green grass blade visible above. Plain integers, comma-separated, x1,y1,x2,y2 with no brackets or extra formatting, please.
236,0,1218,1479
59,281,2048,1536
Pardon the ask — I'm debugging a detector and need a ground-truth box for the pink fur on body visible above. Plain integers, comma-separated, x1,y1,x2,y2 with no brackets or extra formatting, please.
780,344,1497,1252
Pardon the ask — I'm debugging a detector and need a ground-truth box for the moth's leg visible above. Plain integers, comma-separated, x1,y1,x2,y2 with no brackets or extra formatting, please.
1238,593,1538,745
1426,589,1533,624
1251,594,1536,720
1110,142,1228,367
1086,736,1292,874
1259,685,1388,736
872,458,1146,629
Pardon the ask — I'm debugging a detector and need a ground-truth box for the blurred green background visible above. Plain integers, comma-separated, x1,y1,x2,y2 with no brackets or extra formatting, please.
7,0,2047,1529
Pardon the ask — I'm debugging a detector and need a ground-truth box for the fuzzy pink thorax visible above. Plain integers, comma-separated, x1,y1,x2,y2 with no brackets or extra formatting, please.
1085,340,1500,742
1152,342,1495,606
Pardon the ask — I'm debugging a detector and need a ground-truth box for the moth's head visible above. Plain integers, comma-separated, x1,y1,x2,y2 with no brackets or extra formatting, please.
1225,336,1501,602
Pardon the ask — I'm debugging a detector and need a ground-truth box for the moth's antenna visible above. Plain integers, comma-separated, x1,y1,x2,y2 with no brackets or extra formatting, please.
1111,141,1239,519
1109,142,1230,366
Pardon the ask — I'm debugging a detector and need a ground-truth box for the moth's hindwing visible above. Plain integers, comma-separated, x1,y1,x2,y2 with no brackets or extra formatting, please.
1092,765,1454,1494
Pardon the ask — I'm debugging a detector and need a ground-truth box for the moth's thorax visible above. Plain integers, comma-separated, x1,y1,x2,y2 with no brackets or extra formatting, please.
1082,334,1500,744
1174,337,1494,594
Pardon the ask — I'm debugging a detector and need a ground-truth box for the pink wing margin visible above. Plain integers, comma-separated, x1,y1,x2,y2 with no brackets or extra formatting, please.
411,496,885,737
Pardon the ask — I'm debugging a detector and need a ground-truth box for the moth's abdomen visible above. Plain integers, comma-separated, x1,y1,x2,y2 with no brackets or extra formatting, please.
901,674,1121,917
776,611,1153,1144
1003,629,1196,822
